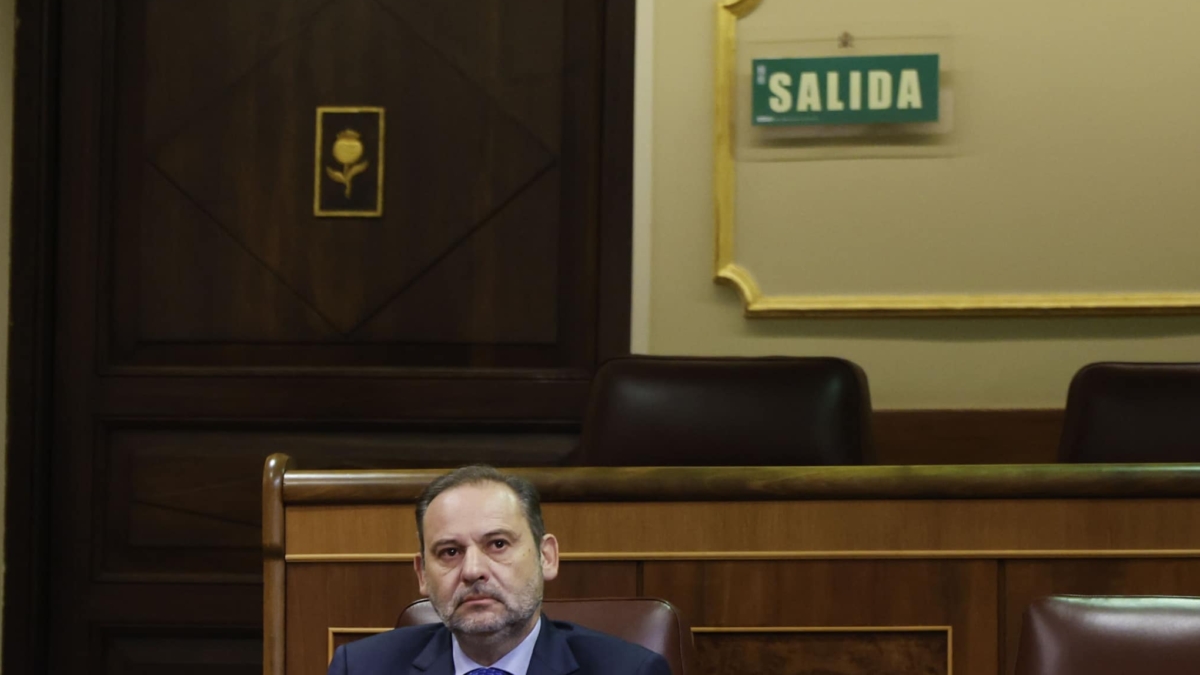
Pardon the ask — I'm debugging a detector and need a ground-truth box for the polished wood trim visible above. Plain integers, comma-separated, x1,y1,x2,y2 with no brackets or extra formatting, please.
281,463,1200,503
264,454,292,675
287,554,416,563
327,628,391,665
284,549,1200,563
596,0,635,363
285,499,1200,557
4,0,58,673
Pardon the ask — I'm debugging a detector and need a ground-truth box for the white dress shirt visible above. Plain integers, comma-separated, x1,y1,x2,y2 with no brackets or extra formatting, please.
451,618,543,675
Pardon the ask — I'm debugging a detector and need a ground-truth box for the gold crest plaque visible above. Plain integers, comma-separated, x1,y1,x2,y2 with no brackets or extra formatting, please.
314,106,385,217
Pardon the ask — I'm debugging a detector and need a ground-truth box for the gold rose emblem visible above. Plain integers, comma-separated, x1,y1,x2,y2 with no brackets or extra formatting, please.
325,129,371,198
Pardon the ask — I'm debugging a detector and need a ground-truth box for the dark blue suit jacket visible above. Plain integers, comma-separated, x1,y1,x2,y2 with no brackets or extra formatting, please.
327,617,672,675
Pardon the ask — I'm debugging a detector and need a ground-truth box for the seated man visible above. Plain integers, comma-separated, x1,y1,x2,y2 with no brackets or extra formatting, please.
327,465,671,675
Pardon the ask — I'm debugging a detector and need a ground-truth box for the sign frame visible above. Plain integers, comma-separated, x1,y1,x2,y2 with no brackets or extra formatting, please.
750,54,939,127
713,0,1200,317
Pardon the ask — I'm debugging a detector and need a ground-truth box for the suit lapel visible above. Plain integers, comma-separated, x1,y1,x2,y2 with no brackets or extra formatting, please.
527,618,579,675
410,626,455,675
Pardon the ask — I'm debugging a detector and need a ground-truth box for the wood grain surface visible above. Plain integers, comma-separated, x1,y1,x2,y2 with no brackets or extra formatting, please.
694,630,949,675
271,462,1200,675
282,464,1200,504
285,499,1200,557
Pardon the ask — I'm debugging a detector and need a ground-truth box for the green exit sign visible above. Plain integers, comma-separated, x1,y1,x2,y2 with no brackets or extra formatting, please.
752,54,940,126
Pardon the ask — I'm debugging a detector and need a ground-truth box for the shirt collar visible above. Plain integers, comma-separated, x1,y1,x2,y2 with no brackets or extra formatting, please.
451,617,542,675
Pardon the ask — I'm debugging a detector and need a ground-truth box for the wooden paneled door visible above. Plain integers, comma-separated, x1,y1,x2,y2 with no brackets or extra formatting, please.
6,0,635,673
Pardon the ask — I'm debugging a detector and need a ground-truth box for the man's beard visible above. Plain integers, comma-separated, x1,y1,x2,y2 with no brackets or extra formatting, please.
431,571,543,638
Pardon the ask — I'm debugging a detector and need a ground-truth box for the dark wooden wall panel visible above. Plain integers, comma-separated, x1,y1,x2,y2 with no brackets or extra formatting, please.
89,585,261,625
110,0,586,362
102,628,261,675
139,2,332,147
3,3,59,675
134,167,336,343
38,0,632,672
101,431,264,581
351,170,562,344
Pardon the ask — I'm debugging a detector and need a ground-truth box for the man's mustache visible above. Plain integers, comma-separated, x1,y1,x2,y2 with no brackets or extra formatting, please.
453,584,505,608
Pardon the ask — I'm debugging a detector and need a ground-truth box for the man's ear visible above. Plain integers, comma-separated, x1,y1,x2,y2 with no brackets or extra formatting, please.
539,534,560,581
414,553,428,595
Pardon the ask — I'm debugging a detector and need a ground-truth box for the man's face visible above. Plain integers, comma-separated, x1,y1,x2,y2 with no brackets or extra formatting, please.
415,482,559,638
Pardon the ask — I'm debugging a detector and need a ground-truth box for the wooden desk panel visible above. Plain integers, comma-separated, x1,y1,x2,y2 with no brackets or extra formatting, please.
647,559,994,675
286,563,417,675
287,499,1200,559
266,460,1200,675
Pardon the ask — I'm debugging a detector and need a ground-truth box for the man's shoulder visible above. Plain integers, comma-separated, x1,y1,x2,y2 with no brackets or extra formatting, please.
337,623,444,667
547,620,671,671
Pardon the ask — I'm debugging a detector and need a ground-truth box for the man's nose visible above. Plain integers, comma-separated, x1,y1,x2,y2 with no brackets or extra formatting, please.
461,545,488,582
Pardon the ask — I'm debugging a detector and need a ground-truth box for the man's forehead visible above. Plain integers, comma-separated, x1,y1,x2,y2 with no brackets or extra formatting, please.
424,481,528,534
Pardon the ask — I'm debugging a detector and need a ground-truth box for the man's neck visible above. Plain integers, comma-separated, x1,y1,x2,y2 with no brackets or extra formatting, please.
455,614,540,667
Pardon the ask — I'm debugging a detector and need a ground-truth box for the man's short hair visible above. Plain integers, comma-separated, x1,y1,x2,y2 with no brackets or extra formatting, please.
415,465,547,552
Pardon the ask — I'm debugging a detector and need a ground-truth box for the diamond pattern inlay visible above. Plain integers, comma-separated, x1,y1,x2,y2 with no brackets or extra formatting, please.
372,0,564,150
151,0,557,334
142,0,332,147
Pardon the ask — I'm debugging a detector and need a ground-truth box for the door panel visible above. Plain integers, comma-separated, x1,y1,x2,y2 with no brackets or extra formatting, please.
109,0,596,367
45,0,632,671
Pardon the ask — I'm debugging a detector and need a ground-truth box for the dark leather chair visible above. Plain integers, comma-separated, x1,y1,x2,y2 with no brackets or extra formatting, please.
1058,362,1200,462
396,597,697,675
573,355,873,465
1015,595,1200,675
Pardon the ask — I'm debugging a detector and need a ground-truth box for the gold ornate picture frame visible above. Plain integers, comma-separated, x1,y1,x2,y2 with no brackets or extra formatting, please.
713,0,1200,317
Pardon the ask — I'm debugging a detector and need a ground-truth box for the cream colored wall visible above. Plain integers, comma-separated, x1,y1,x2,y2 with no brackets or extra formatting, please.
639,0,1200,409
1,0,14,654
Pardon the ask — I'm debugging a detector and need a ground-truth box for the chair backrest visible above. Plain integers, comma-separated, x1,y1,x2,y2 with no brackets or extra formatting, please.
573,355,873,466
396,597,697,675
1058,362,1200,462
1015,595,1200,675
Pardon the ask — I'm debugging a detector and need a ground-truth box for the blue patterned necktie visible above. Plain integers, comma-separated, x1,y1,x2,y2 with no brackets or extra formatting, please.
466,670,511,675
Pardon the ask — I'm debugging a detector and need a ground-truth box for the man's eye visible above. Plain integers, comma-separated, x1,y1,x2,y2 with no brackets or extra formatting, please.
490,540,508,550
439,547,458,558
